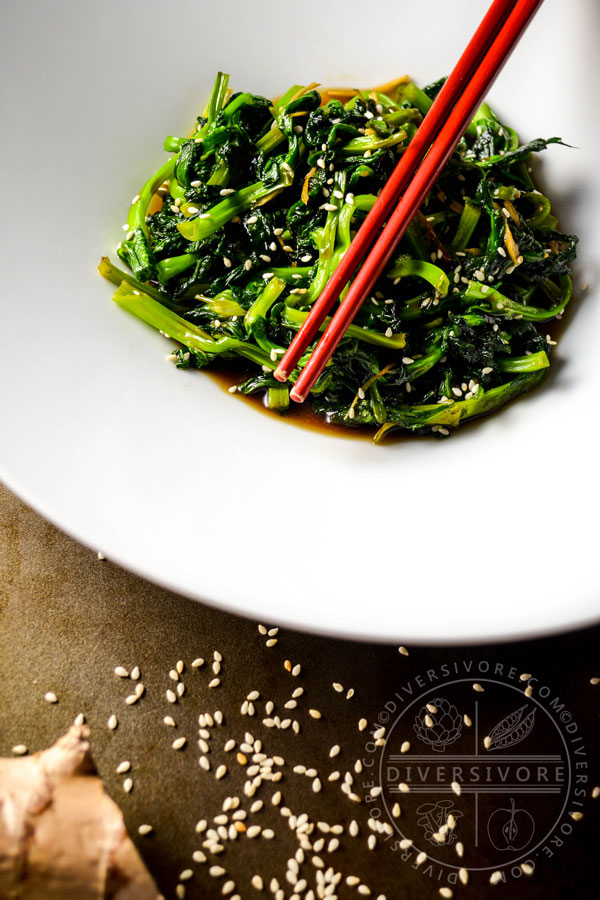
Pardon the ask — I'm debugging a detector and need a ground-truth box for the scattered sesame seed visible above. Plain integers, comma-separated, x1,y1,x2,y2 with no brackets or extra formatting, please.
367,834,376,850
114,666,129,678
172,737,187,751
456,842,464,858
116,761,131,774
130,666,140,680
384,327,393,338
176,886,186,899
209,678,221,688
123,778,133,793
520,862,534,875
473,683,485,692
216,765,227,780
489,871,503,885
399,838,413,850
398,783,410,793
593,786,600,798
484,736,492,750
12,744,28,755
439,889,453,898
570,811,584,821
107,715,118,730
44,691,58,704
458,869,469,886
451,781,461,796
166,689,177,703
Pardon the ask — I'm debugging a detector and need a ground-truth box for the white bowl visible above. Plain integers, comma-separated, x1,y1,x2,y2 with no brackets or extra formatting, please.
1,0,598,642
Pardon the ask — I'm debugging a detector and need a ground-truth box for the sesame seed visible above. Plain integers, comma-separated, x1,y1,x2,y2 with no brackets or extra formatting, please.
384,327,393,338
223,257,232,268
216,765,227,780
176,886,186,899
398,782,410,793
12,744,28,755
180,869,194,882
107,715,118,730
209,678,221,688
592,786,600,798
458,869,469,886
398,646,409,656
114,666,129,677
473,683,485,692
456,842,464,858
116,761,131,774
484,736,492,750
368,834,376,850
424,714,434,728
123,778,133,793
489,871,502,885
399,838,413,850
292,664,301,676
439,889,453,898
451,781,461,796
191,657,204,668
317,159,326,169
521,862,534,875
570,811,584,821
332,682,344,692
166,689,177,703
199,755,210,771
44,691,58,703
172,737,187,750
358,718,367,731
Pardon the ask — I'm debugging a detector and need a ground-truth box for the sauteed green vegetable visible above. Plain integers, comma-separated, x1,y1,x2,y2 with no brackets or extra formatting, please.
100,72,577,439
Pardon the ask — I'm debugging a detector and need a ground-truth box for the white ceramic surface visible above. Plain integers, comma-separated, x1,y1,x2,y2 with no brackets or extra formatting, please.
1,0,598,643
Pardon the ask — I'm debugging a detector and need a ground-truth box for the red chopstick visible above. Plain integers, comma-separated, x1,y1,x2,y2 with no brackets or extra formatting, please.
274,0,517,384
281,0,544,402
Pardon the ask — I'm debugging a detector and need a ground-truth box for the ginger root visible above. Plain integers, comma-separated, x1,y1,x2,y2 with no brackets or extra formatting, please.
0,726,160,900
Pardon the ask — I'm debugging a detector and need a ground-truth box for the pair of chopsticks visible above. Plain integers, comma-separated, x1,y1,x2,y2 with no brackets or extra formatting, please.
275,0,545,402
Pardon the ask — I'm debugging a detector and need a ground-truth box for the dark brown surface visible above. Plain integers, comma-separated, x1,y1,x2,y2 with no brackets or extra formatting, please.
0,482,598,900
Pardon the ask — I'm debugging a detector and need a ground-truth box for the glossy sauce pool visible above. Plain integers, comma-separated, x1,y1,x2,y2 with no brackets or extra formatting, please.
205,363,372,441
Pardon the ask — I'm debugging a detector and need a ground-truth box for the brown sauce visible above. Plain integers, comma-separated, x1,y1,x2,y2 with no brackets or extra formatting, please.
204,363,373,442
